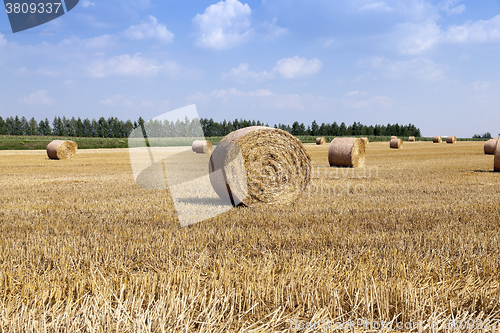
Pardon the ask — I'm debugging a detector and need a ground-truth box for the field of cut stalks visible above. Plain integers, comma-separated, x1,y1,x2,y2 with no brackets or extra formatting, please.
1,141,500,332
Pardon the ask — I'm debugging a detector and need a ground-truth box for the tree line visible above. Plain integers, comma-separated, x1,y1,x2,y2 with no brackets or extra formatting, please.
0,115,421,138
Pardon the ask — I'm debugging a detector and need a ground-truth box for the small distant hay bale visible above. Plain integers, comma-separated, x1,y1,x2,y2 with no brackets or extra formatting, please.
495,138,500,172
361,137,369,144
408,136,415,142
484,138,497,155
328,137,366,168
446,136,457,144
433,136,442,143
209,126,311,206
390,138,403,149
192,140,212,155
316,137,326,145
46,140,77,160
391,136,398,140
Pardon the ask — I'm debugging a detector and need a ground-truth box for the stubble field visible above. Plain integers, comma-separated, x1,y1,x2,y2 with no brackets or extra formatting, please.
1,141,500,332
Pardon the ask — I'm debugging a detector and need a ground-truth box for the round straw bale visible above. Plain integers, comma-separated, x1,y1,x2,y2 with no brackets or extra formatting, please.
446,136,457,144
46,140,78,160
484,138,497,155
391,136,398,140
433,136,442,143
192,140,212,155
209,126,311,207
390,138,403,149
316,137,326,145
328,137,366,168
408,136,415,142
361,137,369,144
495,138,500,172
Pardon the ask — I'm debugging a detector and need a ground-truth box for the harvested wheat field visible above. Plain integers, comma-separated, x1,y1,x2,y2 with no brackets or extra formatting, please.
1,142,500,332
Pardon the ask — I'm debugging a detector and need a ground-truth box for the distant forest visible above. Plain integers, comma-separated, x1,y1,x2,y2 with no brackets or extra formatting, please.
0,115,421,138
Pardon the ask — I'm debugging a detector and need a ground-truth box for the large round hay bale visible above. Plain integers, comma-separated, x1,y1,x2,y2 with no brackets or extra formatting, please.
361,137,369,144
446,136,457,144
209,126,311,207
192,140,212,154
390,138,403,149
433,136,442,143
315,137,326,145
484,138,497,155
391,136,398,140
495,138,500,172
328,137,366,168
408,136,415,142
46,140,78,160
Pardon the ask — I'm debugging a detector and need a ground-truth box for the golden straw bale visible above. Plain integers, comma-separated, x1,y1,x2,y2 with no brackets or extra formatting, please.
408,136,415,142
433,136,442,143
46,140,78,160
361,137,369,144
390,138,403,149
328,137,366,168
192,140,212,155
316,137,326,145
495,138,500,172
391,136,397,140
446,136,457,144
209,126,311,206
484,138,497,155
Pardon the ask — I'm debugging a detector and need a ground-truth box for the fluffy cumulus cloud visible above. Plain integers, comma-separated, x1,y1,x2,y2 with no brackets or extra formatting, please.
222,56,322,81
99,95,133,107
122,16,174,44
442,15,500,43
359,56,447,81
193,0,253,50
86,53,179,78
359,2,395,13
438,0,465,15
18,90,55,106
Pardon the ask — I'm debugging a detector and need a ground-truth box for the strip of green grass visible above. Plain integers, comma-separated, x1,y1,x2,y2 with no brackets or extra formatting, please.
0,135,489,150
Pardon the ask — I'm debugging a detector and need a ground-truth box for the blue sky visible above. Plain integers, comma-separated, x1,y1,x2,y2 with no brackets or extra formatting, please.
1,0,500,137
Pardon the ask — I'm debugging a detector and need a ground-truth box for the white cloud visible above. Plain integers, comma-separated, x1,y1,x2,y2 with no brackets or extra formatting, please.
0,33,6,46
100,95,133,107
193,0,253,50
274,56,323,79
36,68,59,76
396,19,442,54
359,2,395,13
442,15,500,43
86,53,179,78
122,16,174,44
18,90,55,106
81,0,95,8
260,18,287,38
439,0,465,15
222,56,323,81
359,56,447,81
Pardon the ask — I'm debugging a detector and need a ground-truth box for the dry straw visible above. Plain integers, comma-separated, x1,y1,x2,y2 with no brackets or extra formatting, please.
316,137,326,145
390,138,403,149
495,138,500,172
484,138,497,155
209,126,311,206
446,136,457,144
46,140,78,160
192,140,212,155
328,137,366,168
433,136,442,143
391,136,398,140
408,136,415,142
361,137,369,144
